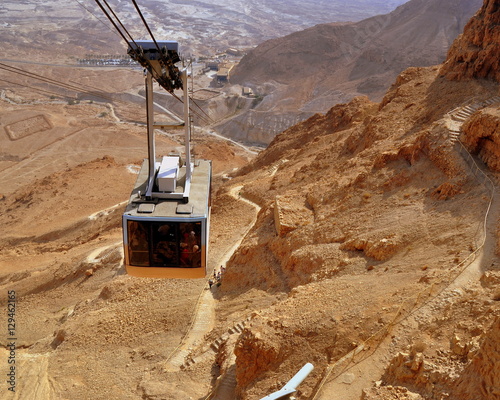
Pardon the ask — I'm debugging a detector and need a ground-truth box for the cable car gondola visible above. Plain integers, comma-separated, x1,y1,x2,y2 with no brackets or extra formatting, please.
122,40,212,278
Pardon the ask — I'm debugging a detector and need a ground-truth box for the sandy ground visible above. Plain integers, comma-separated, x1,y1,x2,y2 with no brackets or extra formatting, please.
0,61,256,399
1,78,498,398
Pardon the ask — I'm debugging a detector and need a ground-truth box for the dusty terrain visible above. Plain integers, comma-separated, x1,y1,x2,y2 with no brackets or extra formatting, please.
221,71,500,399
0,0,407,61
0,0,499,400
0,0,409,150
2,0,476,149
0,65,254,399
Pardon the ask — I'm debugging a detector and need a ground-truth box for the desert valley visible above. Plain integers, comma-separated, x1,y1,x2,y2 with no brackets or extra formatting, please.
0,0,499,399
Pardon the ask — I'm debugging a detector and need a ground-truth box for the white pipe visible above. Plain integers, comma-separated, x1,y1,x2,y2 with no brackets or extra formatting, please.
283,363,314,392
260,363,314,400
183,68,191,188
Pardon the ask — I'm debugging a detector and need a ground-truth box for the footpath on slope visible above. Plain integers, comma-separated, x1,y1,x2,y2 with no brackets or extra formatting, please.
3,178,261,400
162,184,261,399
313,99,500,400
315,186,498,400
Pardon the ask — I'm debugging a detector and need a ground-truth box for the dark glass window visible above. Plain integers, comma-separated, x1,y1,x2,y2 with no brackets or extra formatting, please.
128,220,202,268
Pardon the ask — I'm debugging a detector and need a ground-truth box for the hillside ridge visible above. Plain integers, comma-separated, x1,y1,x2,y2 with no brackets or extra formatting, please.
0,0,499,399
219,0,482,145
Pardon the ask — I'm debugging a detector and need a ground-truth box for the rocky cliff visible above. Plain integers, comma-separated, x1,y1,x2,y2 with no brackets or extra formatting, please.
440,0,500,82
462,107,500,171
215,1,500,397
453,315,500,399
219,62,499,398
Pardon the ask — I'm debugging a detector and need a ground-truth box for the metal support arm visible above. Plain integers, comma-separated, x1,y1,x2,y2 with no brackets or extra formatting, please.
260,363,314,400
144,67,192,201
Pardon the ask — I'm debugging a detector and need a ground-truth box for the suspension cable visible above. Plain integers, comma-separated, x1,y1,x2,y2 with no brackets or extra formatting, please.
88,0,212,125
102,0,140,50
0,58,208,125
93,0,132,46
73,0,121,40
0,62,117,104
191,97,214,124
130,0,161,52
0,77,69,100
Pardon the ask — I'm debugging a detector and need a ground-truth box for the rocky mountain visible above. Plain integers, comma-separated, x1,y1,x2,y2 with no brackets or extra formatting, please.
440,0,500,82
0,0,407,61
219,0,482,144
211,0,500,398
443,0,500,180
220,68,499,399
0,1,499,400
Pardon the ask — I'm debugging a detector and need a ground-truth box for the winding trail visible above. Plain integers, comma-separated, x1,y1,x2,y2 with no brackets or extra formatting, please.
87,201,128,221
315,188,499,399
136,92,262,156
202,128,261,156
313,100,500,400
163,184,261,398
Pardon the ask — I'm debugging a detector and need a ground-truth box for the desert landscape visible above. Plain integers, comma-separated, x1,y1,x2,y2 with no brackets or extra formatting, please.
0,0,408,60
0,0,499,399
222,0,484,144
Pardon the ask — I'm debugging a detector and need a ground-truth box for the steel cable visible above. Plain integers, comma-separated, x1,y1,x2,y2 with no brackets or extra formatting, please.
102,0,140,50
90,0,212,123
130,0,161,52
0,62,115,103
73,0,121,39
93,0,132,46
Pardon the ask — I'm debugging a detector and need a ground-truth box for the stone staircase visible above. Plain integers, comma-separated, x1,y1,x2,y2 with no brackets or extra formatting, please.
178,317,251,371
170,348,192,370
213,364,238,400
446,96,500,144
269,159,289,177
177,318,253,399
165,289,216,372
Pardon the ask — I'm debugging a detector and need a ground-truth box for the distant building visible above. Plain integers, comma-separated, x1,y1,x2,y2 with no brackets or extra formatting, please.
242,87,254,97
217,63,235,83
226,48,243,56
205,61,219,70
217,68,230,83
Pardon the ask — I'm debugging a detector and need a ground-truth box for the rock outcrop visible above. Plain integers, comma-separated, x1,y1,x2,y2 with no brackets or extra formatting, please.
462,107,500,171
223,50,500,397
440,0,500,82
452,317,500,400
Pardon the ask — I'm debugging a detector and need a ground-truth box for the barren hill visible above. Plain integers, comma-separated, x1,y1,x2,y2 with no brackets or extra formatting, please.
221,0,482,145
0,0,408,61
209,0,500,398
0,1,499,400
219,69,499,398
440,0,500,82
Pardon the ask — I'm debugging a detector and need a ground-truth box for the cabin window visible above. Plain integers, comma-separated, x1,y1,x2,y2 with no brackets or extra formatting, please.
127,220,202,268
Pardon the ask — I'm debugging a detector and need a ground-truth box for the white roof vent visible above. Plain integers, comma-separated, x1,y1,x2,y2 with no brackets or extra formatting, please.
157,156,179,192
